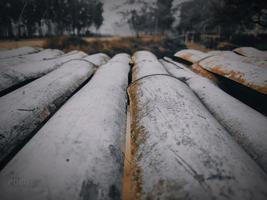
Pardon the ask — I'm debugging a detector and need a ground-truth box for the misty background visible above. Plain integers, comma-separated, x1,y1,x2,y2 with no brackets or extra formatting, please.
1,0,266,37
0,0,266,54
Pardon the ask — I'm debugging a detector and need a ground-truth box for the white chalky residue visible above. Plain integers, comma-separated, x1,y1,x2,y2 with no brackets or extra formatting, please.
0,54,130,200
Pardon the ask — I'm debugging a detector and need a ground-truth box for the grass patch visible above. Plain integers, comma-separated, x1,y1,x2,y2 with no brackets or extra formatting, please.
43,36,88,50
44,35,186,58
195,33,267,51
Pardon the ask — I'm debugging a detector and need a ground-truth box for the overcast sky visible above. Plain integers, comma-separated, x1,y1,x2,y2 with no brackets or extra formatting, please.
98,0,185,35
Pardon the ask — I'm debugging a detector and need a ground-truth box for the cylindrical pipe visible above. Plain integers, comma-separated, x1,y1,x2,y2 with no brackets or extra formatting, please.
199,56,267,94
0,47,42,59
163,59,267,172
0,58,98,166
0,49,64,68
83,53,110,67
174,49,208,63
128,74,267,200
0,51,87,93
234,47,267,61
132,51,168,81
187,76,267,170
0,54,130,200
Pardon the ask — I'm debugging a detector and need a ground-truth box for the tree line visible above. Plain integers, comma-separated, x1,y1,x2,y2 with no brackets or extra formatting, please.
0,0,103,38
1,0,266,39
123,0,267,38
123,0,175,36
178,0,267,36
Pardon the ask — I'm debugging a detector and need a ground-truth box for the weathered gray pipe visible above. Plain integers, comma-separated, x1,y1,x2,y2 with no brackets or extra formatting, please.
0,53,130,200
0,54,110,166
128,74,267,200
198,55,267,94
0,51,87,94
83,53,110,67
127,53,267,199
208,50,267,68
0,47,42,59
162,59,267,172
132,51,168,81
234,47,267,60
0,49,64,68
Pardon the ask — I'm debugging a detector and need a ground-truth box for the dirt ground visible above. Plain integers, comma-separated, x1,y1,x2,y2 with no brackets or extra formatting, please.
0,36,154,49
0,36,201,49
185,42,209,52
0,39,45,49
0,36,128,49
0,36,204,58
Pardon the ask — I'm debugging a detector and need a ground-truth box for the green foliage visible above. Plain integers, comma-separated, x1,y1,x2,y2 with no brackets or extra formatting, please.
0,0,104,38
178,0,267,34
156,0,175,32
229,34,267,50
213,0,267,29
178,0,213,32
126,0,175,35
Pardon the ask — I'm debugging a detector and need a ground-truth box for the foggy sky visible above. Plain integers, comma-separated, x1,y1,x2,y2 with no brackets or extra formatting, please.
99,0,184,36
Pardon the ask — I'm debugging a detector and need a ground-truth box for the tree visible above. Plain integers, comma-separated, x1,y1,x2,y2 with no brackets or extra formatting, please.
128,7,157,35
0,0,14,37
178,0,216,33
155,0,175,33
177,0,267,36
92,0,104,30
125,0,174,35
0,0,104,38
212,0,267,29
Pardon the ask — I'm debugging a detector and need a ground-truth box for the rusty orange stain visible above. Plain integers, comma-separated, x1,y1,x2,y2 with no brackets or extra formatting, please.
127,82,144,200
178,53,194,63
191,64,219,83
208,66,267,94
122,62,144,200
122,109,133,200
